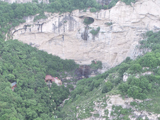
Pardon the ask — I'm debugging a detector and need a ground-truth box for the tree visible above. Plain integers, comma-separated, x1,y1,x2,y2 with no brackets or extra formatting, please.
102,81,113,93
118,83,129,94
129,63,142,73
127,86,142,99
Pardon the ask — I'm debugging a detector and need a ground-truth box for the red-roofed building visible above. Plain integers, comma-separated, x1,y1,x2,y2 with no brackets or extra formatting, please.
45,75,55,82
45,75,62,86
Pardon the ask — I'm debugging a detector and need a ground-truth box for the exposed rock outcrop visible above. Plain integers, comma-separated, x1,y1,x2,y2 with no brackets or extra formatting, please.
90,95,160,120
11,0,160,68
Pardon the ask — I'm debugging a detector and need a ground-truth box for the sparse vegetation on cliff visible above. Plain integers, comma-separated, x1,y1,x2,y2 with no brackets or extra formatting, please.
122,0,136,5
90,27,100,36
34,13,47,21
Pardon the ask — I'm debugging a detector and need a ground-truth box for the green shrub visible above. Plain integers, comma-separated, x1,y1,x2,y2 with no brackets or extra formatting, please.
122,0,136,5
130,101,137,106
118,83,129,94
118,63,129,76
105,22,113,26
107,0,119,9
90,27,100,36
93,114,99,117
67,84,74,90
34,13,47,21
102,81,113,93
129,63,142,74
90,60,102,69
90,8,97,12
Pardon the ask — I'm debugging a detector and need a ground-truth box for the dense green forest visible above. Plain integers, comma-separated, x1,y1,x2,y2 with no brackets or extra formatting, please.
0,39,79,120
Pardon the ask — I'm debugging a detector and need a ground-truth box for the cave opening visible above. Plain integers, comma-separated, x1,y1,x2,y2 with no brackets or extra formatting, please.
83,17,94,25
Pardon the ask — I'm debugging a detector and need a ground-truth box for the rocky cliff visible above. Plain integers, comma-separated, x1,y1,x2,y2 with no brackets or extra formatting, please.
11,0,160,68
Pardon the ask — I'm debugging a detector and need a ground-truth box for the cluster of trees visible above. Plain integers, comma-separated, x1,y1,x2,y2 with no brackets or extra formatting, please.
46,0,136,15
0,40,78,119
140,31,160,51
46,0,101,13
70,75,105,100
0,2,45,40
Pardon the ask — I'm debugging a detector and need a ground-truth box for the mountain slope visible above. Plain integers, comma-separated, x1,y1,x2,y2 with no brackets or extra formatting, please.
60,31,160,120
0,40,78,120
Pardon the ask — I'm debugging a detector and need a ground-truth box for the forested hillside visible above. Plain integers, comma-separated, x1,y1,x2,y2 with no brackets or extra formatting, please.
60,31,160,119
0,39,79,120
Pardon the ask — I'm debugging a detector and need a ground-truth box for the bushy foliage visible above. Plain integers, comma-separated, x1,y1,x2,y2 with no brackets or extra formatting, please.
129,63,142,74
34,13,47,21
46,0,100,13
121,0,136,5
0,40,78,119
103,0,119,9
0,2,41,40
90,60,102,70
90,8,97,12
102,81,113,93
140,31,160,51
90,27,100,35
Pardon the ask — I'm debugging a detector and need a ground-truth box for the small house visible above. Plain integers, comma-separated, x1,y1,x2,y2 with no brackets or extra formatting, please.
45,75,62,86
11,82,17,91
45,75,55,83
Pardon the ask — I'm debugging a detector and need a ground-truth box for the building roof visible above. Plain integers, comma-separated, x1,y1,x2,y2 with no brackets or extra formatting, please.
45,75,53,80
11,82,17,87
45,75,62,86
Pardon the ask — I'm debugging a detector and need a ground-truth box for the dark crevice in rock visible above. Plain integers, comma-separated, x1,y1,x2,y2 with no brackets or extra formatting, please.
81,25,89,40
54,15,77,33
36,23,44,32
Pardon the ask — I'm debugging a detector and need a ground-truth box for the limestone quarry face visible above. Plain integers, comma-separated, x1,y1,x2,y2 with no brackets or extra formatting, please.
12,0,160,68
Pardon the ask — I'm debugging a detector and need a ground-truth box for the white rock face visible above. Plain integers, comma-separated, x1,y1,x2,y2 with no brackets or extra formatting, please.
123,73,129,82
12,0,160,67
